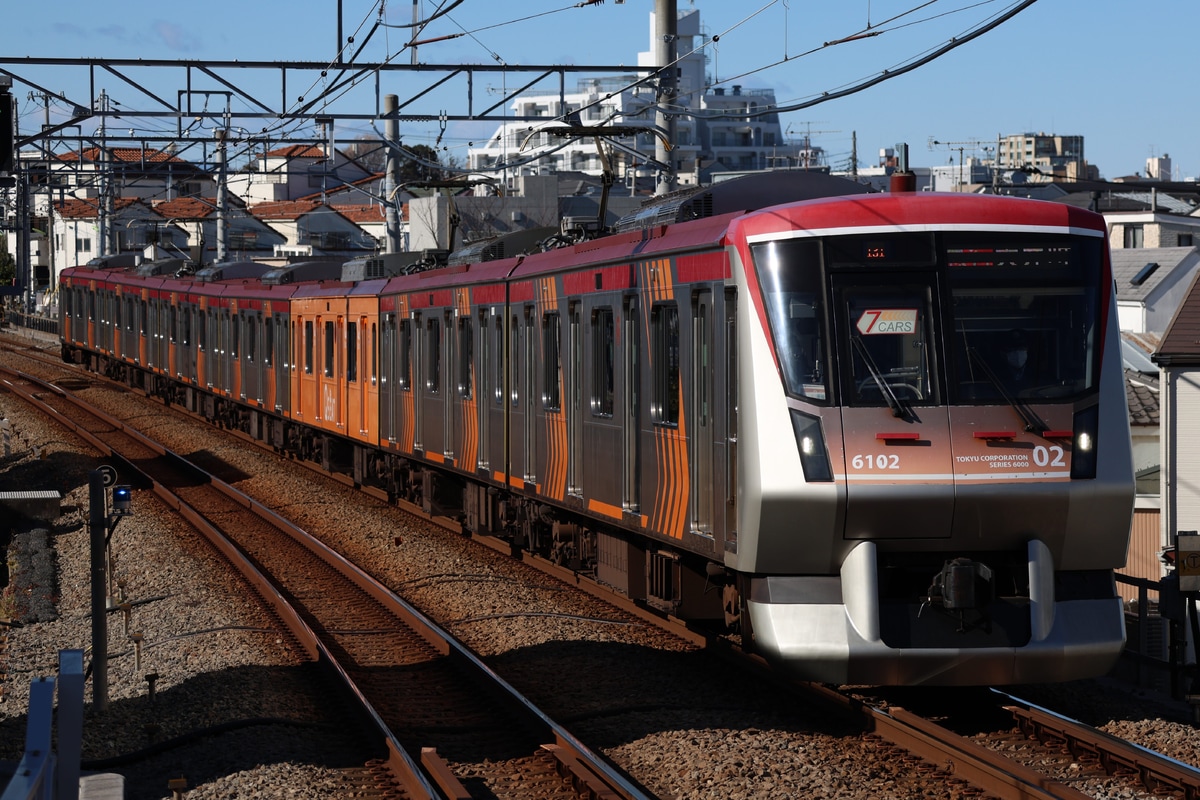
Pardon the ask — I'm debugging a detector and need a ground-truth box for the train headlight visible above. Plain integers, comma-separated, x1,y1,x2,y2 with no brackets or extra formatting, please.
789,410,833,482
1070,405,1099,479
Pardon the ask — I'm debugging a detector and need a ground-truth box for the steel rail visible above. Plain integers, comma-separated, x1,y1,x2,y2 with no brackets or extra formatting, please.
1,362,653,800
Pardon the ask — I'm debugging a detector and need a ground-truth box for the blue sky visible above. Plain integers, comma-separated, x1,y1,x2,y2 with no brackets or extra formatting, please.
5,0,1197,180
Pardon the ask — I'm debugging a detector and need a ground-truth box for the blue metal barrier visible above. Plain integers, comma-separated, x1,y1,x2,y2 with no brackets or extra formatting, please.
1,651,84,800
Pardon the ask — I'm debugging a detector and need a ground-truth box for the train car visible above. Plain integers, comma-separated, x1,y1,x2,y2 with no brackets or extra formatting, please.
721,189,1133,685
60,172,1133,686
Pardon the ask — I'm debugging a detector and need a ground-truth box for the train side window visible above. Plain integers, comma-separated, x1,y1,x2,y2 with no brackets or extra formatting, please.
323,320,335,378
370,322,378,385
750,239,829,403
591,307,615,417
304,320,314,374
458,317,473,399
542,312,561,411
347,321,358,382
398,319,411,391
651,304,680,426
426,317,441,393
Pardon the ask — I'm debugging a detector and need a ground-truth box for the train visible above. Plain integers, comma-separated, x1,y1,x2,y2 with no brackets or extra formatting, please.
58,171,1135,686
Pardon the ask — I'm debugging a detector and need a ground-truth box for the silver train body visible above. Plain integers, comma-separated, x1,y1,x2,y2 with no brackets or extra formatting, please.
59,173,1134,686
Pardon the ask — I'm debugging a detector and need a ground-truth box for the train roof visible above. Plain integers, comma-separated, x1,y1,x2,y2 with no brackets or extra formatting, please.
612,170,873,233
728,191,1110,241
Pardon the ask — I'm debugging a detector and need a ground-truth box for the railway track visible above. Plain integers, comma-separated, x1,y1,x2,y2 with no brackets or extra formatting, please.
5,333,1200,799
0,359,650,800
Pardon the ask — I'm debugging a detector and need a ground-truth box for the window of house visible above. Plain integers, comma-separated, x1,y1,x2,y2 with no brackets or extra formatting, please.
1124,225,1144,249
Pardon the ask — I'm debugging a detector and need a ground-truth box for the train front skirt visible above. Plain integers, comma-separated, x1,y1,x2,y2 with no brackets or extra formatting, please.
747,539,1126,686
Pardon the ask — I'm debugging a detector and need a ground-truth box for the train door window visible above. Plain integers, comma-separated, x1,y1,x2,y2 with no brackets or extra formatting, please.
231,312,240,360
304,320,314,374
458,317,473,399
140,300,148,336
426,316,441,393
510,314,521,407
835,279,936,407
264,315,273,368
323,320,335,378
542,312,561,411
370,322,377,385
398,319,411,391
651,304,680,426
494,314,504,405
347,320,358,383
591,307,614,417
247,314,257,364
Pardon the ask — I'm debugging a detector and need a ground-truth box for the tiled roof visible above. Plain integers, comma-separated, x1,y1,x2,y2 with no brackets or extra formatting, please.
53,197,144,218
1125,368,1160,426
56,147,192,165
150,197,218,220
262,145,324,159
248,200,322,221
334,204,386,224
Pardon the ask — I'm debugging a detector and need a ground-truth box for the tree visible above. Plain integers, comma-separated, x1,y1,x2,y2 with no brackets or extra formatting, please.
397,143,446,184
343,134,388,174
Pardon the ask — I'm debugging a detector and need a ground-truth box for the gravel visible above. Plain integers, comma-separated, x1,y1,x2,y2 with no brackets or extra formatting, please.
4,328,1200,799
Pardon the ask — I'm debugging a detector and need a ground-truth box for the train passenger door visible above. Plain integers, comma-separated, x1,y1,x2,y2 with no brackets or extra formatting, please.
622,297,640,512
568,303,583,497
723,288,738,551
523,307,537,484
690,290,714,536
831,272,953,540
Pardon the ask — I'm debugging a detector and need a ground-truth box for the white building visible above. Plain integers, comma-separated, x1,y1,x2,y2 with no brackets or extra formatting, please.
467,7,811,189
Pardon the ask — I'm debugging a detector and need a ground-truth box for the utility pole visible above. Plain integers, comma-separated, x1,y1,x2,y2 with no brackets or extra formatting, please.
215,126,227,264
384,94,401,254
654,0,677,196
96,90,114,257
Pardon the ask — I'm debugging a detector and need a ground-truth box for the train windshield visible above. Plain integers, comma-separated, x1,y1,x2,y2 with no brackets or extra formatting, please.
751,231,1104,406
944,233,1103,403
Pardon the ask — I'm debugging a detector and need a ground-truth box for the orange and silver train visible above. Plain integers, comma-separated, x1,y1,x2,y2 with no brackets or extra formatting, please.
59,172,1134,686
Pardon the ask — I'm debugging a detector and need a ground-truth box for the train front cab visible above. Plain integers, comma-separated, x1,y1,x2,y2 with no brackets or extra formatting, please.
731,199,1135,686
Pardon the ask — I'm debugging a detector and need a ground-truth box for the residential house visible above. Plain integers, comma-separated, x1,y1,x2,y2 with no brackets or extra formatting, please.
248,199,378,258
1152,270,1200,572
1112,247,1200,333
227,144,374,204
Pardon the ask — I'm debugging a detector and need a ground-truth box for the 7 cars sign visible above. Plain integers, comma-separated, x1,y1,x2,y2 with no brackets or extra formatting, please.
856,309,917,335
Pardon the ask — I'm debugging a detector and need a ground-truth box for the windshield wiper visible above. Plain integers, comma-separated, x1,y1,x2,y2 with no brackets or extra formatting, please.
852,334,909,419
967,347,1046,433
